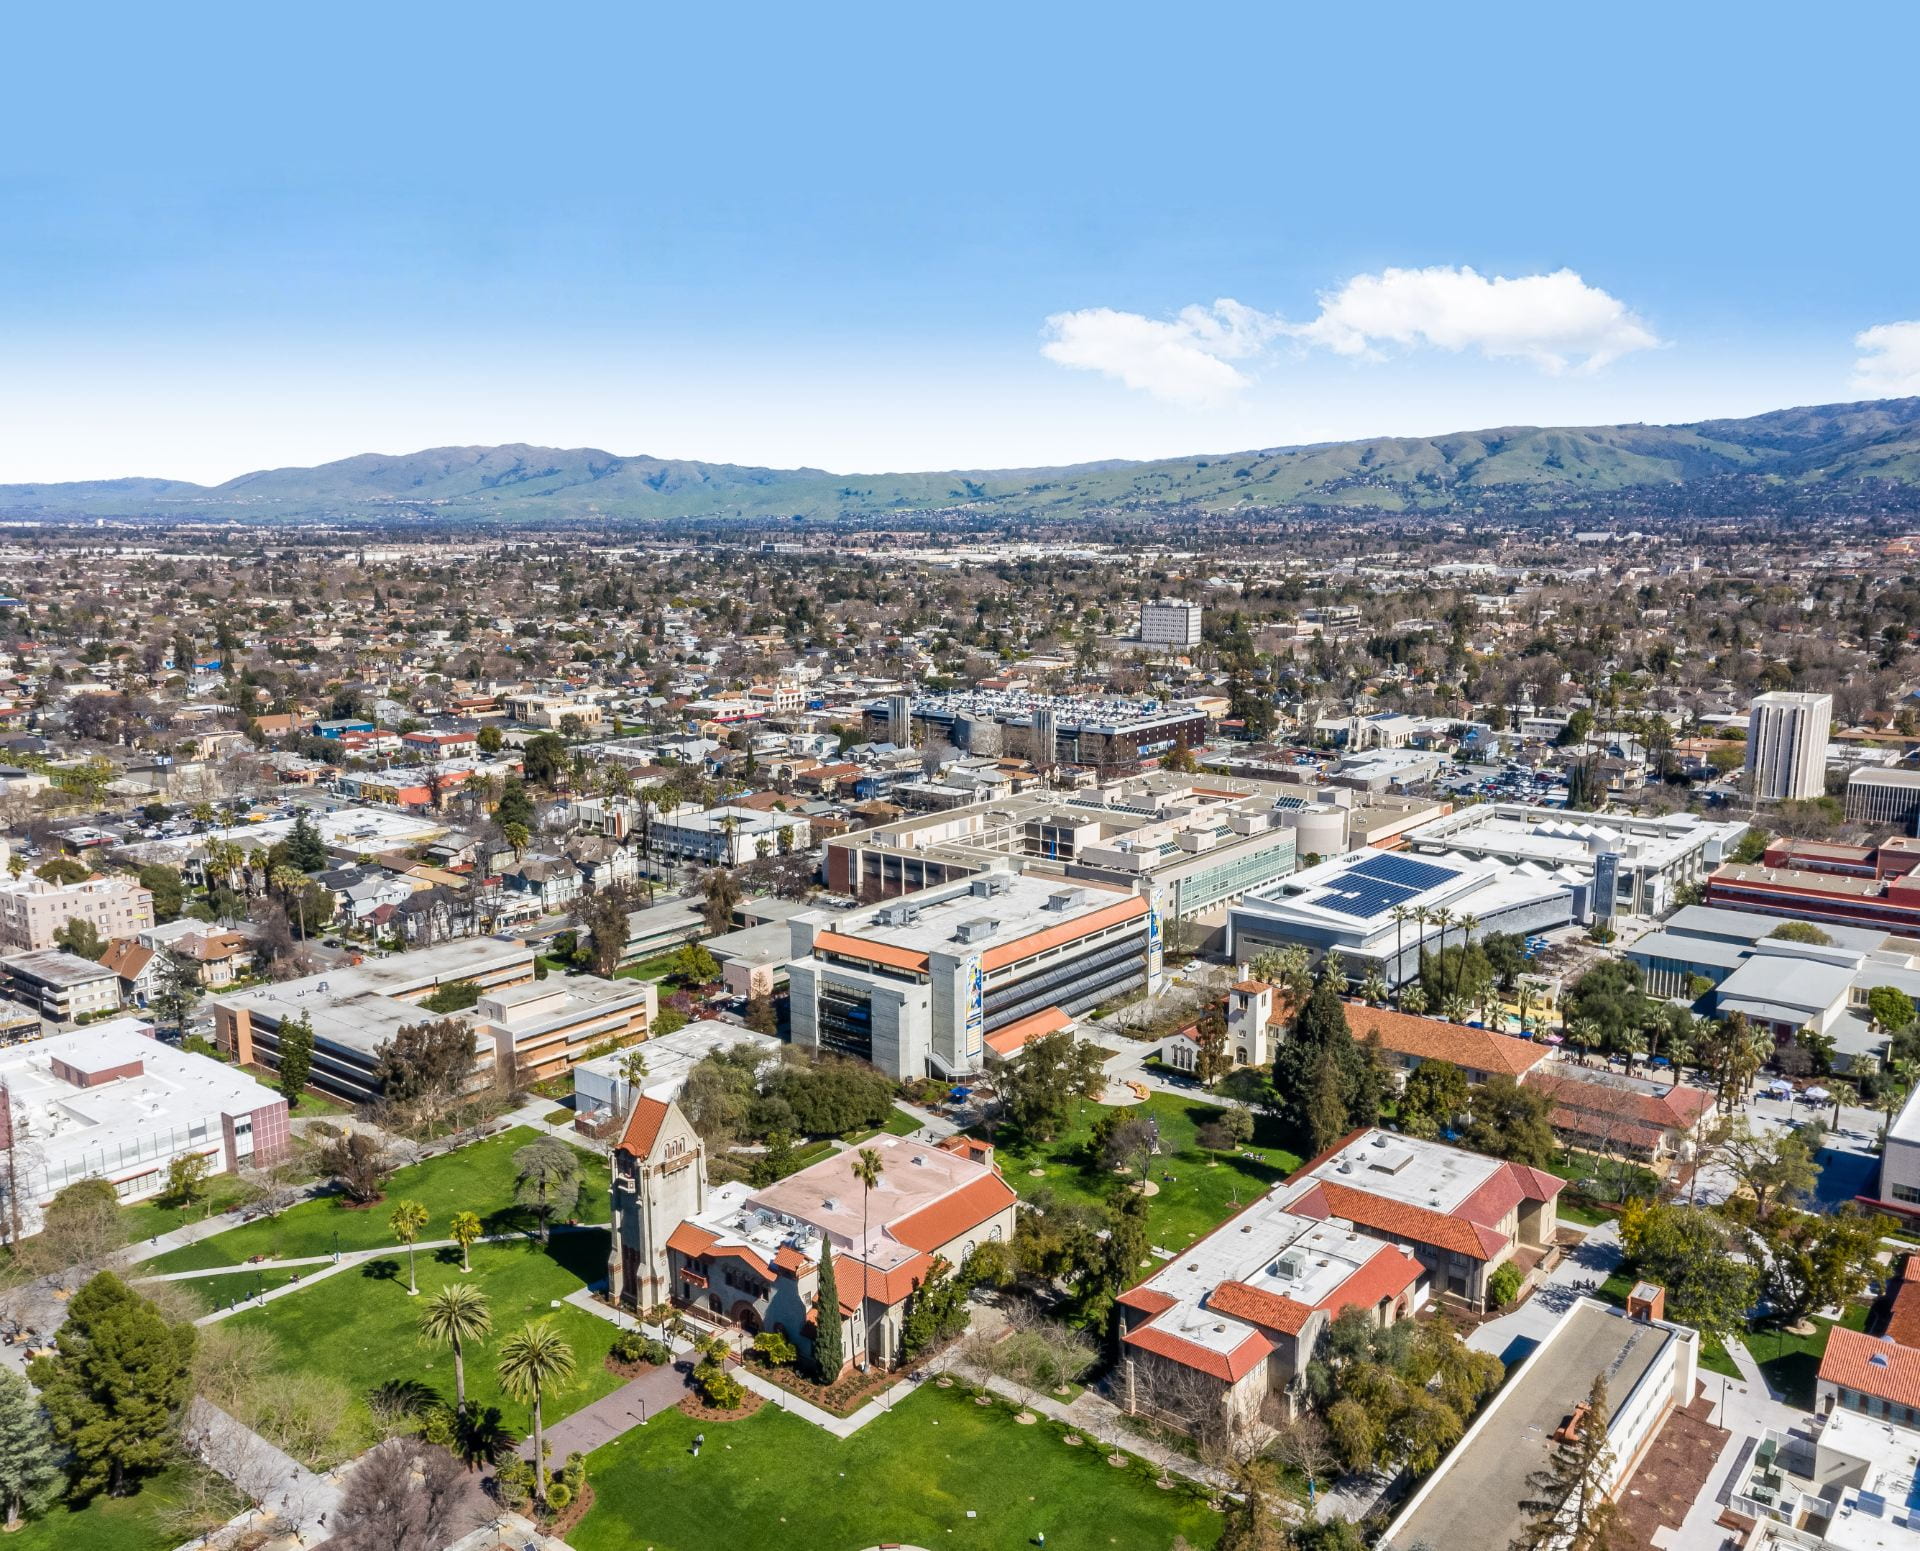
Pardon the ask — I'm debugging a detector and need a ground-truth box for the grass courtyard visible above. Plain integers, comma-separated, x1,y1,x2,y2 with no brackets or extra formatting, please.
984,1092,1302,1252
571,1383,1222,1551
1754,1301,1872,1408
7,1462,227,1551
145,1127,611,1274
209,1232,626,1460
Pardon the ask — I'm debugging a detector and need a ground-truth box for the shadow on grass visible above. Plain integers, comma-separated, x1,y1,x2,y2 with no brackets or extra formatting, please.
527,1226,611,1285
360,1258,401,1282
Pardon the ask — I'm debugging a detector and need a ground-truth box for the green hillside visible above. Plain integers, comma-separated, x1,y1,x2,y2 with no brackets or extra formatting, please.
6,396,1920,522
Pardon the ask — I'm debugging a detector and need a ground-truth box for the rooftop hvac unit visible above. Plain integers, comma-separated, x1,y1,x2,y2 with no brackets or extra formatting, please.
970,875,1012,899
874,903,921,927
1274,1250,1305,1280
954,918,998,945
1045,888,1085,913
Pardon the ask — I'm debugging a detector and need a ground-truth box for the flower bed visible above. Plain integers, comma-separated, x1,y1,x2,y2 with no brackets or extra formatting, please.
742,1356,897,1417
677,1389,764,1422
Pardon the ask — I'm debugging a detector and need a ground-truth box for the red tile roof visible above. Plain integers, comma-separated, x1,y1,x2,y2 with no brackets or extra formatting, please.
616,1095,672,1157
890,1173,1018,1253
1117,1285,1179,1316
1209,1281,1314,1336
1346,1003,1549,1080
1527,1070,1714,1144
835,1250,935,1312
1122,1321,1272,1383
1820,1325,1920,1411
665,1222,719,1257
1292,1179,1511,1263
1316,1246,1423,1319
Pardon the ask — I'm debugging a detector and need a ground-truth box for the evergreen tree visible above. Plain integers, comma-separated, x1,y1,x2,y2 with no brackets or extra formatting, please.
277,1012,314,1106
1512,1372,1619,1551
283,809,328,873
1304,1046,1350,1155
813,1243,844,1381
29,1272,195,1498
0,1367,61,1530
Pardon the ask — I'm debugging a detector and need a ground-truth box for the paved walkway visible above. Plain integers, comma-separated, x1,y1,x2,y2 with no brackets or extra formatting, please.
183,1396,343,1545
524,1358,697,1459
1468,1220,1624,1363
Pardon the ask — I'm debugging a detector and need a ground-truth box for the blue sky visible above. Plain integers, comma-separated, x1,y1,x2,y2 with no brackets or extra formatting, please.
2,1,1916,483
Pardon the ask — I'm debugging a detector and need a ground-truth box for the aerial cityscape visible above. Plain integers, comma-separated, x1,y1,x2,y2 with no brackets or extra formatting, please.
4,5,1920,1551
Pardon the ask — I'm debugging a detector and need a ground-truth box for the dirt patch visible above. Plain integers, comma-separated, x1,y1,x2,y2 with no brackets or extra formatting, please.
1129,1180,1161,1197
1609,1385,1730,1551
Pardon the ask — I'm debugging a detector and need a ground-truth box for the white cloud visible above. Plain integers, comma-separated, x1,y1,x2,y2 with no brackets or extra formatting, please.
1854,321,1920,396
1290,265,1662,374
1042,265,1661,399
1040,299,1283,407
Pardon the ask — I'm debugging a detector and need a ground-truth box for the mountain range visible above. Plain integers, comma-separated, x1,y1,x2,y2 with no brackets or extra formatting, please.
7,396,1920,524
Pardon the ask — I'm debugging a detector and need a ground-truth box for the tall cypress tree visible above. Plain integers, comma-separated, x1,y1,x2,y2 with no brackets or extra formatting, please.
1513,1372,1620,1551
277,1012,314,1107
813,1243,844,1382
0,1367,61,1530
29,1273,195,1499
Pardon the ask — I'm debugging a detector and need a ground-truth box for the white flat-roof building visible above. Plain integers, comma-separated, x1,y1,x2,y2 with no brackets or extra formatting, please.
1227,847,1580,987
213,938,655,1101
0,1020,289,1232
572,1019,782,1121
1749,691,1835,803
1405,802,1746,920
1386,1298,1698,1551
1139,598,1203,649
0,874,154,954
788,867,1158,1078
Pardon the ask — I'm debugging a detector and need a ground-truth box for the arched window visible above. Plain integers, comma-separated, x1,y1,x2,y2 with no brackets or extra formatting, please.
988,1224,1002,1241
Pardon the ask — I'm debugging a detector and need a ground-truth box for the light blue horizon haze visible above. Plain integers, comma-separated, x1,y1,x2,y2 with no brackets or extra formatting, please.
1,0,1915,484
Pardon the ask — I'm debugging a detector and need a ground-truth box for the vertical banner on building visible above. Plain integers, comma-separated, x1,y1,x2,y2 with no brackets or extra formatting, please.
1146,903,1164,991
1592,850,1621,920
965,957,985,1060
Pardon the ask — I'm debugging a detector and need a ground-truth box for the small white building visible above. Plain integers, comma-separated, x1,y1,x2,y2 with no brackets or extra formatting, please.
0,1020,290,1234
572,1019,782,1121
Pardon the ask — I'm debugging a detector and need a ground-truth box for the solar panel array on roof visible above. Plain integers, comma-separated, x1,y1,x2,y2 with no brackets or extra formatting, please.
1351,853,1458,891
1319,878,1419,919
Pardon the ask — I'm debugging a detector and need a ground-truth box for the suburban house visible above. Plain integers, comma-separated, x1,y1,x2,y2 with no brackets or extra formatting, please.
608,1097,1015,1373
99,938,162,1007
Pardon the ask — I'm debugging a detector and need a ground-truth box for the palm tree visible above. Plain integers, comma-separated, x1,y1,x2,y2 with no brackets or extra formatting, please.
448,1209,483,1273
1428,907,1453,1000
269,863,308,938
1401,984,1429,1016
1389,905,1410,1008
420,1282,491,1417
852,1147,883,1365
389,1199,429,1295
1455,913,1481,1003
498,1320,576,1495
502,821,530,856
1359,969,1389,1007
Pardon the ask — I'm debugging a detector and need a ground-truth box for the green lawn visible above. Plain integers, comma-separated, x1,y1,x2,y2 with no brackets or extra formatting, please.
219,1232,624,1463
1756,1302,1872,1408
572,1383,1221,1551
117,1172,262,1247
615,952,682,981
145,1128,612,1274
8,1462,227,1551
985,1093,1301,1252
847,1109,924,1144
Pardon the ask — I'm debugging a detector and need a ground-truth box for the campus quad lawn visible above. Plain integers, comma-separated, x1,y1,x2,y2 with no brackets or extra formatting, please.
571,1384,1221,1551
145,1127,612,1274
984,1092,1301,1251
8,1462,221,1551
221,1233,624,1462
